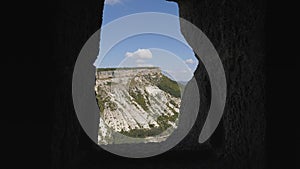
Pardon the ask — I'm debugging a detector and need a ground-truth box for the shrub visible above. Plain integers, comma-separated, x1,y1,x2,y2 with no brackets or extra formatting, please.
157,74,181,98
129,89,149,111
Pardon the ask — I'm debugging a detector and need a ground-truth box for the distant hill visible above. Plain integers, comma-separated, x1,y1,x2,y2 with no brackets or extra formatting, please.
95,67,181,144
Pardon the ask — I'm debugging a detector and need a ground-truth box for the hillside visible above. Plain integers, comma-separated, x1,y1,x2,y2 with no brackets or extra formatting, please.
95,67,182,144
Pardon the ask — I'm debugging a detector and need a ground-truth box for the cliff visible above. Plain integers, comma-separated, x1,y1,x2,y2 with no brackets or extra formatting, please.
95,67,181,144
96,67,161,79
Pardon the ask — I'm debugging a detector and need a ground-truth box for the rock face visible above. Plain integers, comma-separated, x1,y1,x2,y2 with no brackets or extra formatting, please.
95,67,181,144
173,0,266,168
51,0,266,168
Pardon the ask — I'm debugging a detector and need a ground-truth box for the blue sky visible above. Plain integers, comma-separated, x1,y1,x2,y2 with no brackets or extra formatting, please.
95,0,198,81
102,0,179,25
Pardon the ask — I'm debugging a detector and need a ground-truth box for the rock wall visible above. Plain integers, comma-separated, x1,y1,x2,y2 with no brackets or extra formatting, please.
51,0,266,169
51,0,104,168
173,0,266,168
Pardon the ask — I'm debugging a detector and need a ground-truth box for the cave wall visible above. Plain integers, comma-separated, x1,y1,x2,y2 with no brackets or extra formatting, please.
51,0,266,169
174,0,266,168
51,0,104,168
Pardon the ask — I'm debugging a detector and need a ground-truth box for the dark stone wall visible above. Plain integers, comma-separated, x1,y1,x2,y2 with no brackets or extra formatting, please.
51,0,266,169
174,0,266,168
51,0,104,168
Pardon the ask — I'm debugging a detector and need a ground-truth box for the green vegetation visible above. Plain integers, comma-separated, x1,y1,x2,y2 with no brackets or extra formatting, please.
157,115,171,130
120,127,164,138
96,96,105,113
166,104,179,122
129,89,149,111
144,90,151,106
119,111,179,138
157,74,181,98
108,101,118,111
105,81,118,86
96,95,110,113
96,89,118,113
169,99,178,108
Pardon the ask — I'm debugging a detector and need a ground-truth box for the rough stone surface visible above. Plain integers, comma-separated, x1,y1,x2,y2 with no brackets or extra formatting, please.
51,0,104,168
51,0,266,168
174,0,266,168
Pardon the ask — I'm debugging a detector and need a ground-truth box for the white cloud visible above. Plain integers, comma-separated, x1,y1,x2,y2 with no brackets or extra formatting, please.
125,49,153,59
135,59,145,63
137,64,154,67
104,0,121,5
185,59,195,64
